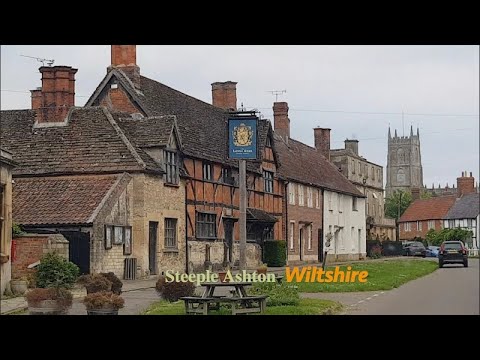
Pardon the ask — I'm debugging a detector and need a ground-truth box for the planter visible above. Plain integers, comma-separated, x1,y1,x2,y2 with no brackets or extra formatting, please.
87,308,119,315
218,271,229,283
28,300,68,315
256,268,268,275
10,280,28,295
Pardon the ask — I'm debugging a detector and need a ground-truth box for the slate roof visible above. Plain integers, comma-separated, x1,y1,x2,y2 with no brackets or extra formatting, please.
399,196,457,222
13,175,122,226
87,70,274,174
0,107,169,176
274,135,364,197
444,193,480,219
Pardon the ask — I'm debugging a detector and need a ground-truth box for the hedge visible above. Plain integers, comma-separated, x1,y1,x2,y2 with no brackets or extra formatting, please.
381,240,404,256
264,240,287,267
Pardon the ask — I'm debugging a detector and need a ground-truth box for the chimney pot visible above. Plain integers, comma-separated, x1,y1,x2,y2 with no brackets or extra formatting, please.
273,102,290,141
457,172,475,197
211,81,237,111
314,127,331,161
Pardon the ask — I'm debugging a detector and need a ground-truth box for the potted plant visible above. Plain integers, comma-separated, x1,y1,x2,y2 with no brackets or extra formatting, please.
100,272,123,295
26,288,73,315
77,273,112,294
218,264,231,283
256,263,268,275
26,252,79,315
83,291,125,315
10,277,29,295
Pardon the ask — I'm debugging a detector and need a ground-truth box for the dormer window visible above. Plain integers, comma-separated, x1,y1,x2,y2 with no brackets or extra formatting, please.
164,150,178,185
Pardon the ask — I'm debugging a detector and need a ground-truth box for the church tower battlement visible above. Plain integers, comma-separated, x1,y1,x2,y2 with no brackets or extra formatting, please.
386,126,423,197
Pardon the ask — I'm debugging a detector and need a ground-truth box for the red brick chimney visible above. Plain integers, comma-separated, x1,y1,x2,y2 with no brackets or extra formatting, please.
457,171,475,197
411,187,420,201
314,128,331,161
109,45,140,89
211,81,237,111
31,66,77,124
273,102,290,142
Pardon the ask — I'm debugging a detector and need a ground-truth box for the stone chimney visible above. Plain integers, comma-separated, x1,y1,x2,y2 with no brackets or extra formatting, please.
345,139,359,155
31,66,77,124
314,128,331,161
273,102,290,141
411,187,420,201
457,171,475,197
211,81,237,111
109,45,140,89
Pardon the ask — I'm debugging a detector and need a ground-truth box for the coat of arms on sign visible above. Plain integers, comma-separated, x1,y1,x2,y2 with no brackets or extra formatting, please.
233,123,253,147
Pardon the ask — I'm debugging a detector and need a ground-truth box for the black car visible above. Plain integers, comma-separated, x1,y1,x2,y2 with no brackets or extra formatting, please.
438,241,468,268
403,241,426,257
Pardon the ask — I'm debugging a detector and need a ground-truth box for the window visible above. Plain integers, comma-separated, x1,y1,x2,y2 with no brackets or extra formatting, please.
196,212,216,239
203,162,212,181
417,221,422,231
352,197,358,211
357,161,361,174
404,222,411,232
114,226,124,244
351,227,355,249
307,225,312,250
265,227,274,241
467,219,472,228
298,185,304,206
372,166,375,180
352,160,355,174
164,218,177,248
263,170,274,193
288,183,296,205
289,222,295,250
124,227,132,255
338,194,342,213
328,192,332,210
222,167,234,185
307,187,313,208
315,189,320,209
164,150,178,185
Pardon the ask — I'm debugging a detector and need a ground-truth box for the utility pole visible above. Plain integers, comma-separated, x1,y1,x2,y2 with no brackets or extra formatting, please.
239,160,247,270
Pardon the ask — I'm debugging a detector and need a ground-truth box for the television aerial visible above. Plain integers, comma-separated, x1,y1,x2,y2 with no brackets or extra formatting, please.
20,54,55,67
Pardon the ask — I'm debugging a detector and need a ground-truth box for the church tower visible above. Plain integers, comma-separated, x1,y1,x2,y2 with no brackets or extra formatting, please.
386,126,423,197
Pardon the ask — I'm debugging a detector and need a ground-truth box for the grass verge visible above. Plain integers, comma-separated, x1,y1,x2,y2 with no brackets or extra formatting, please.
294,259,438,293
143,298,342,315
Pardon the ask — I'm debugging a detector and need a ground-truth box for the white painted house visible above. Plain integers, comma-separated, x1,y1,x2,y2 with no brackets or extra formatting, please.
324,190,367,261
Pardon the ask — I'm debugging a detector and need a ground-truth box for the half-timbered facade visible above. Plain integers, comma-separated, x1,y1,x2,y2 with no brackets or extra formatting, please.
86,45,284,271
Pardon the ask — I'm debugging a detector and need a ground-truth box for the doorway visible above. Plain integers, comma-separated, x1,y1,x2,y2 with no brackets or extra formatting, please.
149,221,158,275
60,231,91,275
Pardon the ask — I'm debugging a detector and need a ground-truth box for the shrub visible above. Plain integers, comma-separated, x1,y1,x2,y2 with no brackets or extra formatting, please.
368,245,382,259
156,276,195,302
36,253,79,289
25,288,73,309
12,223,24,237
381,241,404,256
100,272,123,295
83,291,124,310
264,240,287,267
77,274,112,294
249,281,299,306
366,239,381,255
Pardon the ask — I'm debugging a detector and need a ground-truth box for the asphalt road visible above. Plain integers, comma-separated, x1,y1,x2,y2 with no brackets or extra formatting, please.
302,258,479,315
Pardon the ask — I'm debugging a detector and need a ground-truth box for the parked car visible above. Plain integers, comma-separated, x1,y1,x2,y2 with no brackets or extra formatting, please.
425,246,440,258
403,241,426,257
438,241,468,268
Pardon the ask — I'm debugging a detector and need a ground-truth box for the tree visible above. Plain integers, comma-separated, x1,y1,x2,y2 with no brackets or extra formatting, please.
385,190,413,219
420,190,432,199
425,228,473,246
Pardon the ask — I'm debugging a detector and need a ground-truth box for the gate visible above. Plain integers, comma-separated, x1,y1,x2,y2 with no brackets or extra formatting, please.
60,231,91,274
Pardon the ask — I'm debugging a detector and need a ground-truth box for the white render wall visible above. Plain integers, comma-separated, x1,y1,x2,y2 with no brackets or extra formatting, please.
323,190,366,261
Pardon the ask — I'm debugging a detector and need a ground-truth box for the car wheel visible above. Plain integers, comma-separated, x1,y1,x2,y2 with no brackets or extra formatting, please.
439,261,443,268
422,254,426,258
464,261,468,268
406,250,410,256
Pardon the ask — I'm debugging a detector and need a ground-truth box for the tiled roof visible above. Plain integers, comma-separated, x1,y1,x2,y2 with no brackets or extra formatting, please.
444,193,480,219
13,175,123,226
87,70,273,174
247,208,278,223
275,135,364,197
399,196,457,222
0,107,165,176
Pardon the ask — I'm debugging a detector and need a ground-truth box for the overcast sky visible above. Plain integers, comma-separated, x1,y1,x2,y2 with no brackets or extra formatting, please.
1,45,479,188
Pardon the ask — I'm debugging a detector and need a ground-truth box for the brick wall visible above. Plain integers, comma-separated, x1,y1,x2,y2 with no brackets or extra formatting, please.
11,234,69,279
399,219,443,240
100,87,139,114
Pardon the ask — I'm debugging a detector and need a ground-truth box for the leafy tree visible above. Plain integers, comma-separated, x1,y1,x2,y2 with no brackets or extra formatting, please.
385,190,413,219
425,228,473,246
420,190,432,199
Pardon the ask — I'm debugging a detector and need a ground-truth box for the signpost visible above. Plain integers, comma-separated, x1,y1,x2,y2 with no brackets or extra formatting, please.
228,114,258,270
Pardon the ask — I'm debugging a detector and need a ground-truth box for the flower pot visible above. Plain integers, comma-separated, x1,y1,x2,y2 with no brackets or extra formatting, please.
256,268,268,275
218,271,229,283
86,308,119,315
28,300,68,315
10,280,28,295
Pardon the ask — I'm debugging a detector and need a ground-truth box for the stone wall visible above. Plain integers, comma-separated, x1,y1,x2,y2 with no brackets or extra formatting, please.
188,240,261,273
11,233,69,279
0,155,14,295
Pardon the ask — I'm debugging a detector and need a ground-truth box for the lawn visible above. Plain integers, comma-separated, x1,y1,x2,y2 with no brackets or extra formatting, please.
295,259,438,293
143,298,342,315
